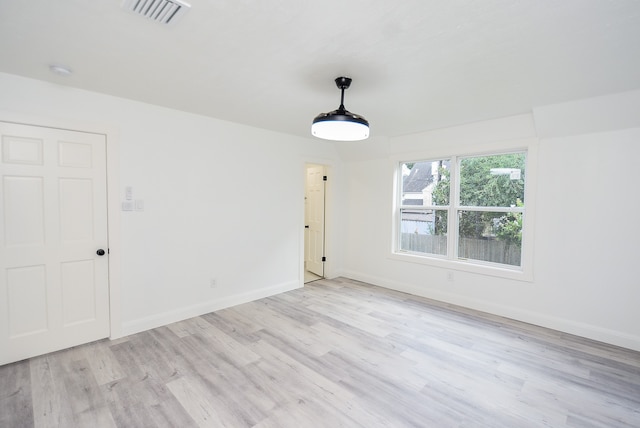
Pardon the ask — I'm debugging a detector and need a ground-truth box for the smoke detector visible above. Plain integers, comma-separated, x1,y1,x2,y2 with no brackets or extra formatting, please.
122,0,191,25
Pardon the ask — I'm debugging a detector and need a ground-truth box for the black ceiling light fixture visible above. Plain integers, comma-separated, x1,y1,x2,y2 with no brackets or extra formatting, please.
312,76,369,141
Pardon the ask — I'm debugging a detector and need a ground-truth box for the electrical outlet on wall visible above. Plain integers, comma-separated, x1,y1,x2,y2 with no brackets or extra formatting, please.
447,271,454,282
210,278,217,288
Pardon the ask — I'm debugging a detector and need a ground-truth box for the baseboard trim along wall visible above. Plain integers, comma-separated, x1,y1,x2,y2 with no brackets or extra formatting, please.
341,270,640,353
119,280,301,338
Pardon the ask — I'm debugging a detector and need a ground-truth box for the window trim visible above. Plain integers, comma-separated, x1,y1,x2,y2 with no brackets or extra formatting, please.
390,139,537,282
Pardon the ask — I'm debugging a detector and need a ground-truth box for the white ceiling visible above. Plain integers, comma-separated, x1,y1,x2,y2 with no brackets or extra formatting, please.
1,0,639,139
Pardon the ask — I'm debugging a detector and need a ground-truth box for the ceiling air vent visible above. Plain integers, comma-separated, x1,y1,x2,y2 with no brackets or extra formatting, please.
123,0,191,25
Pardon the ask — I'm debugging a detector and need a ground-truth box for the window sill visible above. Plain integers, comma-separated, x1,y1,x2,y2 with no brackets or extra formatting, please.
388,251,534,282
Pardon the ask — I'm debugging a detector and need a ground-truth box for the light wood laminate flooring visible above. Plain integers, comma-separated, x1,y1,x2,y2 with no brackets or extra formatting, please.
1,277,639,427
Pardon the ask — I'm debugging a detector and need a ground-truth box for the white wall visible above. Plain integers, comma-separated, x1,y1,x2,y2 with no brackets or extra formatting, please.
2,71,638,352
0,72,344,337
342,92,640,351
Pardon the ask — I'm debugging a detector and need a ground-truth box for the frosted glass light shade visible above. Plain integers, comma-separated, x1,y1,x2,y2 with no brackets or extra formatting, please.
311,120,369,141
311,111,369,141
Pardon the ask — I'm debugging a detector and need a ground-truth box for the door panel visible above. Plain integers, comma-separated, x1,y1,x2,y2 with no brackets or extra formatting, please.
2,135,43,165
0,121,109,365
3,175,45,246
7,265,48,337
59,178,94,241
61,260,97,326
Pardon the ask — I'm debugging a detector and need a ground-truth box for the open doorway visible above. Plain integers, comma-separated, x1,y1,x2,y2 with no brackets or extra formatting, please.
304,163,326,283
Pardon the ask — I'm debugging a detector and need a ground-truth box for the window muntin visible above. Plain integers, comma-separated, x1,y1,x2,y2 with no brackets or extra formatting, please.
396,151,527,270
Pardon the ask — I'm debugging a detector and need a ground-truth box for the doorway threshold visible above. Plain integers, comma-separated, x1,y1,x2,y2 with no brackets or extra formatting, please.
304,270,322,284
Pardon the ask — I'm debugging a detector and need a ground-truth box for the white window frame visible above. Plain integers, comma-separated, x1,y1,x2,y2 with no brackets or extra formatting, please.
390,139,537,282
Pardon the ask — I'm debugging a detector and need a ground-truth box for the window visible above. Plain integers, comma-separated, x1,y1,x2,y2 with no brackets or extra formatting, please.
395,150,528,272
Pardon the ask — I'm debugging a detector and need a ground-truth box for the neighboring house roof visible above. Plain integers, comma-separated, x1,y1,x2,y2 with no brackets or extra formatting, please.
403,163,434,193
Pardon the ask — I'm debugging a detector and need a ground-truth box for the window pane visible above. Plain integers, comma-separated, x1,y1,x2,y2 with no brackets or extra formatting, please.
458,210,522,266
400,209,447,255
459,153,525,207
401,160,450,206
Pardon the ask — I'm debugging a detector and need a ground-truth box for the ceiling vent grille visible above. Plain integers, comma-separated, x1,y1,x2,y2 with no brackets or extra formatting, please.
123,0,191,25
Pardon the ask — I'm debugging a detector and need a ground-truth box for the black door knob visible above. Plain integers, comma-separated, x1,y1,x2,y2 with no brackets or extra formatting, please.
96,249,106,256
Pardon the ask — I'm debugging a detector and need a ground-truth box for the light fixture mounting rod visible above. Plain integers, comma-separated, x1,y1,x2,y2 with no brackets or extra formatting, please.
335,76,352,111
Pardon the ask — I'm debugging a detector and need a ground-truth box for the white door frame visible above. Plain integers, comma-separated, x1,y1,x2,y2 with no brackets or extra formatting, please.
304,163,326,277
0,110,123,339
301,159,336,285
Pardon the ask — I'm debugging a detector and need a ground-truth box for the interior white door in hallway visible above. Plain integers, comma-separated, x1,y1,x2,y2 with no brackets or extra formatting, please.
0,121,110,365
305,164,325,277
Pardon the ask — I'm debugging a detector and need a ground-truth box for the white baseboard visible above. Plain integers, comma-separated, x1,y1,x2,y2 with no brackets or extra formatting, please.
341,270,640,352
118,280,301,338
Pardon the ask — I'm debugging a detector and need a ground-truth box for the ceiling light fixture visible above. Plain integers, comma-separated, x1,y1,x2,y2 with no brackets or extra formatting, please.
312,77,369,141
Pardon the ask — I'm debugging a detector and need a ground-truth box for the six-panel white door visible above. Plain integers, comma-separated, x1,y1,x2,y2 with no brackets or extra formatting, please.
0,122,110,365
305,164,325,277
